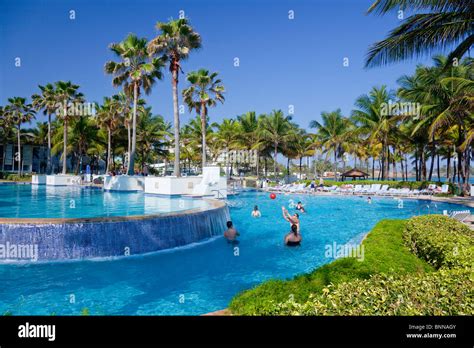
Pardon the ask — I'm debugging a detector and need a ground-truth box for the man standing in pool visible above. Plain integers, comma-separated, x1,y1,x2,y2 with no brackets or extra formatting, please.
282,206,300,234
224,221,240,243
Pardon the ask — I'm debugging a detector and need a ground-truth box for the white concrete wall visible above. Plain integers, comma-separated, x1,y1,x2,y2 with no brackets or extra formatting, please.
144,176,202,195
32,174,46,185
46,175,81,186
103,175,145,191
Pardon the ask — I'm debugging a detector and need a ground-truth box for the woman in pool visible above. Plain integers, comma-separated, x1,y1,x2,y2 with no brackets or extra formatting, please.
284,224,301,246
251,205,261,217
296,201,306,213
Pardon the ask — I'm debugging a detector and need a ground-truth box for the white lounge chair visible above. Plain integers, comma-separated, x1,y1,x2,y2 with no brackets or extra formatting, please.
449,210,471,222
376,185,389,195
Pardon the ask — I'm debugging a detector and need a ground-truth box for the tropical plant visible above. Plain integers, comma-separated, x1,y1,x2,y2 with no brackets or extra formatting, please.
182,69,225,169
105,33,165,175
365,0,474,68
4,97,35,175
148,18,202,177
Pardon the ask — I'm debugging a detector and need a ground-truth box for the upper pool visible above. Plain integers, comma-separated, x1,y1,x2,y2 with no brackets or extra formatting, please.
0,184,210,219
0,188,470,315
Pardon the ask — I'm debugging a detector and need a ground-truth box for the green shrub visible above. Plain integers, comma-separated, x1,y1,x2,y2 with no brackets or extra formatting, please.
298,179,444,191
271,268,473,316
404,215,474,269
0,172,32,182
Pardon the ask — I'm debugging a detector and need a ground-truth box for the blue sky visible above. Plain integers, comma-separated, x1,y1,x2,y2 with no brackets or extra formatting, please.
0,0,436,130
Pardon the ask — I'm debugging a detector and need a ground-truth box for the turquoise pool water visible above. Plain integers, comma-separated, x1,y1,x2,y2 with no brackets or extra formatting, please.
0,187,470,315
0,184,210,218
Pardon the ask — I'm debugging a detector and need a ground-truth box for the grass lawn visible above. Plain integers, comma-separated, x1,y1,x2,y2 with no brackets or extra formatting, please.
229,219,434,315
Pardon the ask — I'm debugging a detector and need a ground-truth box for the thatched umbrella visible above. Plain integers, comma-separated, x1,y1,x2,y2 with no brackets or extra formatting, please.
341,168,369,181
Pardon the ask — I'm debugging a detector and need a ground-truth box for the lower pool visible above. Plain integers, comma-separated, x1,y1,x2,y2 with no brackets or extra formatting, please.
0,189,469,315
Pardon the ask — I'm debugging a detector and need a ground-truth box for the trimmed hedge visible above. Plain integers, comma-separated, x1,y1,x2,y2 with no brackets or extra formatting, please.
404,215,474,269
268,268,473,315
0,172,32,182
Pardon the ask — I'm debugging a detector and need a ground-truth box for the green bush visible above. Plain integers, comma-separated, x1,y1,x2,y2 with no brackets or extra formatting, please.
271,268,473,315
404,215,474,269
0,172,32,182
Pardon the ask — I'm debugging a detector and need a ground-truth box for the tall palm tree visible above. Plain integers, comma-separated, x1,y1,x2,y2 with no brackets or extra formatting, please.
4,97,35,176
53,81,84,174
0,106,15,172
365,0,474,68
310,109,352,181
105,33,165,175
259,110,294,180
96,97,121,173
32,83,56,174
182,69,225,169
148,18,202,177
351,87,398,180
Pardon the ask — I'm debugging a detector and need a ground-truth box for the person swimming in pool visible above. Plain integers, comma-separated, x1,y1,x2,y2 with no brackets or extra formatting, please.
295,201,306,213
367,196,372,204
224,220,240,243
284,224,301,246
282,206,300,233
251,205,261,218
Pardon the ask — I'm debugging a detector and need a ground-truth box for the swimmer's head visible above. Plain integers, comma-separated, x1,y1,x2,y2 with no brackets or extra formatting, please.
291,224,298,234
254,205,258,211
297,201,302,205
226,221,233,228
294,213,299,218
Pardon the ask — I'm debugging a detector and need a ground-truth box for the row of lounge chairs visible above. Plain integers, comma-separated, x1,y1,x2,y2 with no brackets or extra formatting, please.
267,183,450,197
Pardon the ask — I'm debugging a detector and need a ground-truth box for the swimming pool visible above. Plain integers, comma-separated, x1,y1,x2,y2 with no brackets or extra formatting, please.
0,188,470,315
0,184,210,218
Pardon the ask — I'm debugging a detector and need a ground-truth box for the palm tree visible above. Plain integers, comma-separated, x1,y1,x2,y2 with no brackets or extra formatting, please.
237,111,262,178
310,109,352,181
105,33,165,175
52,81,84,174
215,119,241,178
96,97,121,173
259,110,294,180
0,106,15,172
351,87,398,180
4,97,35,175
32,83,56,174
136,107,171,172
148,18,202,177
182,69,225,169
365,0,473,68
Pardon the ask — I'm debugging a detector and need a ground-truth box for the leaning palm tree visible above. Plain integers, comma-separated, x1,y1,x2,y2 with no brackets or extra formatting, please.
32,83,56,174
182,69,225,169
105,33,165,175
365,0,473,67
259,110,294,180
148,18,202,177
4,97,35,176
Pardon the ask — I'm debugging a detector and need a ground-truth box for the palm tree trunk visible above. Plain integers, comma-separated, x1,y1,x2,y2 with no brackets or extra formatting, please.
400,156,405,181
446,153,451,182
372,157,375,180
428,145,435,181
273,143,278,180
415,151,419,181
62,116,68,175
256,150,259,179
128,82,138,176
172,66,181,177
334,150,337,181
127,122,131,171
106,127,111,174
47,114,52,175
200,103,207,169
17,124,21,176
299,157,302,179
437,154,440,181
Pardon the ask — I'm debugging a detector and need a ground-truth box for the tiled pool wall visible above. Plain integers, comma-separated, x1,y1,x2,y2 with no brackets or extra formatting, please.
0,200,230,262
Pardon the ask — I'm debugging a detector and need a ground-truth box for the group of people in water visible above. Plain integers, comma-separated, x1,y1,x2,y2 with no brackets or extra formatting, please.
223,200,306,247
